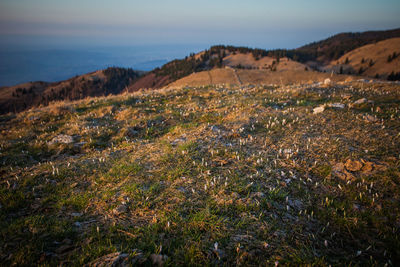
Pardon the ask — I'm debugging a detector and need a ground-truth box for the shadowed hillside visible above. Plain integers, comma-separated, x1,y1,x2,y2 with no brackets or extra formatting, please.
0,68,144,114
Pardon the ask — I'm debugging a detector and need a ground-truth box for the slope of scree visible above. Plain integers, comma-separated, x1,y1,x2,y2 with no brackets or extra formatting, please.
1,80,400,265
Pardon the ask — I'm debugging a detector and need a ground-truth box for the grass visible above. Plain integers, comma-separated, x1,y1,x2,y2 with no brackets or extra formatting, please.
1,81,400,265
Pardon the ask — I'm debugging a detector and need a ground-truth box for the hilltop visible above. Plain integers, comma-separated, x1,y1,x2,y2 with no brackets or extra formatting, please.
1,79,399,265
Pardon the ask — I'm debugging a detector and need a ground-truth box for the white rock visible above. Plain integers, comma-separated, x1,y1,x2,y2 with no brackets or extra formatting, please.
313,105,325,114
324,78,331,85
329,103,345,109
354,98,367,105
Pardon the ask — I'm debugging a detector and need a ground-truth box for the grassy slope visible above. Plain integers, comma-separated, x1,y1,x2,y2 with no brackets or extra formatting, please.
1,80,400,265
326,38,400,79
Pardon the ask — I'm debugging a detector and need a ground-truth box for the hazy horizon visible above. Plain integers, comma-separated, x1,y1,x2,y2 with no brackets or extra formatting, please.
1,0,399,48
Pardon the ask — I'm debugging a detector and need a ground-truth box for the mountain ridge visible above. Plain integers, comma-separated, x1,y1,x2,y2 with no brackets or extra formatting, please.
1,27,400,114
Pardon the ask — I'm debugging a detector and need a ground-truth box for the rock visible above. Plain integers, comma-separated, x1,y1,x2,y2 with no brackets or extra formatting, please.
48,134,74,145
332,162,345,172
55,242,75,254
332,162,356,181
129,249,145,265
74,142,87,147
288,199,303,210
250,192,265,198
113,204,128,215
363,114,377,123
329,103,345,109
324,78,331,85
354,98,367,105
70,212,82,217
126,126,141,138
313,105,325,114
361,161,374,173
171,137,186,146
86,252,130,267
150,254,168,266
345,159,363,172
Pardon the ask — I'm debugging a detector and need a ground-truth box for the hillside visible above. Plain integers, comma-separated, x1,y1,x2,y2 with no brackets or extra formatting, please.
1,80,400,265
0,68,144,114
325,38,400,79
294,27,400,64
167,66,355,88
129,28,400,91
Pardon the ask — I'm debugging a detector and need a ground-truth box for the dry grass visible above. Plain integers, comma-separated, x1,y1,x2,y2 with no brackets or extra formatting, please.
327,37,400,78
1,80,400,265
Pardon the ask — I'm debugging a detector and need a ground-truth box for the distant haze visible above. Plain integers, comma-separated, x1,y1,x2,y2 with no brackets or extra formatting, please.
0,44,206,86
0,0,399,86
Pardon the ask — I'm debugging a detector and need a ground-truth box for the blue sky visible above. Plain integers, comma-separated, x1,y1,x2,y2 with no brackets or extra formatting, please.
0,0,399,49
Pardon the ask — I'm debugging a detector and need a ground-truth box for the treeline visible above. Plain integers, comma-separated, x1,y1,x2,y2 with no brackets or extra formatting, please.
388,71,400,81
3,67,143,114
154,45,283,81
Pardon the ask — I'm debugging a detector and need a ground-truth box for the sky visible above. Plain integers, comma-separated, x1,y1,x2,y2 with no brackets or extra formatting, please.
1,0,399,50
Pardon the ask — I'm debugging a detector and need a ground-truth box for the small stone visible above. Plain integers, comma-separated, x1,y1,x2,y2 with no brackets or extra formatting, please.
55,244,75,254
150,254,168,266
364,114,377,123
332,162,345,173
313,105,325,114
345,159,363,172
361,161,374,173
87,252,130,267
171,137,186,146
329,103,345,109
354,98,367,105
126,126,141,138
48,134,74,145
324,78,331,85
251,192,265,198
70,212,82,217
113,204,128,215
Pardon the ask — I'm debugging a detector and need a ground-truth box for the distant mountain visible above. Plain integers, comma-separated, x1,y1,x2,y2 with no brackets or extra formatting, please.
127,28,400,91
127,45,281,91
0,67,144,114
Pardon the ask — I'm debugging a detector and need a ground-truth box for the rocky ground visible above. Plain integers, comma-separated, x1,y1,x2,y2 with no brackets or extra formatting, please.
1,80,400,265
